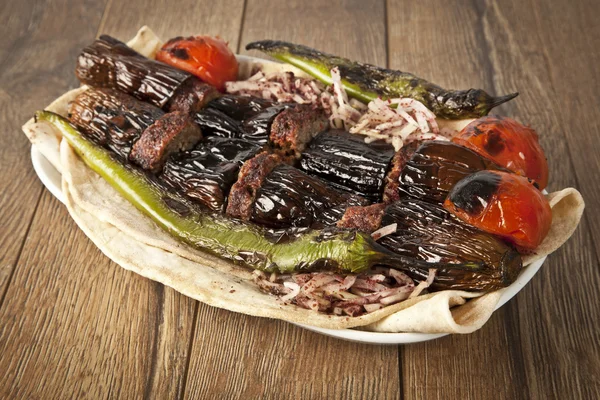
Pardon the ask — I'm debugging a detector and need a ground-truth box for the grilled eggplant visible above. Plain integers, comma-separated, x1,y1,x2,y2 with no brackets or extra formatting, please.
68,88,164,158
207,95,287,143
208,95,277,120
398,141,507,203
161,137,264,212
241,105,289,143
252,164,367,228
69,88,203,170
194,108,243,138
227,153,368,228
382,141,421,203
299,130,396,202
206,95,326,149
378,199,522,291
75,35,219,111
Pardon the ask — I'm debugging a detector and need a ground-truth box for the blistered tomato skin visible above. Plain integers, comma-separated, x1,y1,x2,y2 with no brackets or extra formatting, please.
443,170,552,252
157,36,238,91
452,115,549,190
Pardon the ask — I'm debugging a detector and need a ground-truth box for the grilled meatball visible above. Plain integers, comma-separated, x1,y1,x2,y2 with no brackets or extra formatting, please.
382,141,421,204
226,152,283,220
160,137,264,212
269,105,328,158
167,78,221,113
129,111,203,173
337,203,386,233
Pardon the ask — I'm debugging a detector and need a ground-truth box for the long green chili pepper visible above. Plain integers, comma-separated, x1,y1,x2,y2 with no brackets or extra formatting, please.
246,40,518,120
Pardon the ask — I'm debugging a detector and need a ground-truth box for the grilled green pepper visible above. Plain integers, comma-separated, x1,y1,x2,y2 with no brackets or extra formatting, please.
246,40,518,120
38,110,447,275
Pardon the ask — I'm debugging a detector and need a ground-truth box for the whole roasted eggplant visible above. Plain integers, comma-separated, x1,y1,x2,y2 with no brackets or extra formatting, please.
300,130,396,202
379,198,522,291
398,141,507,203
76,35,219,112
160,137,263,212
68,88,164,158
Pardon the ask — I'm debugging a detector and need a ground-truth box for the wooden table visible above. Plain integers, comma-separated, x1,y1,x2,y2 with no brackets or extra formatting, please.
1,0,599,398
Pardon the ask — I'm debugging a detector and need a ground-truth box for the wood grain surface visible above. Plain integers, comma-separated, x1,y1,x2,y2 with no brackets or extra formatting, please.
0,0,598,398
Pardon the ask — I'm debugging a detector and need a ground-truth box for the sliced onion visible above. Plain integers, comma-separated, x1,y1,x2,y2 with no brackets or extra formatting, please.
280,282,301,302
353,278,388,292
371,223,397,241
389,269,414,287
253,262,421,316
364,303,384,312
301,273,338,294
409,268,437,299
380,291,411,305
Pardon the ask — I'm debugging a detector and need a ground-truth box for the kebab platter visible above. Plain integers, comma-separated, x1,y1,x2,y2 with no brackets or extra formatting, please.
23,27,584,334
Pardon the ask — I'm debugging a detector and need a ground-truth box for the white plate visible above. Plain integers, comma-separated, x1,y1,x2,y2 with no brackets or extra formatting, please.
31,141,545,344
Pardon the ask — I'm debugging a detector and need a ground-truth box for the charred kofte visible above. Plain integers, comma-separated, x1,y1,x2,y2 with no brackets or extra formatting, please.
42,32,554,317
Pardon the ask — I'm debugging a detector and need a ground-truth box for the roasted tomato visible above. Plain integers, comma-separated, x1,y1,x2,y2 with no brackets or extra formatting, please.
452,116,549,190
444,170,552,252
157,36,238,91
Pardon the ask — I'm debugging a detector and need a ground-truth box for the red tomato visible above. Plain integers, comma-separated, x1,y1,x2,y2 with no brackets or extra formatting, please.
452,116,549,190
157,36,238,92
443,170,552,252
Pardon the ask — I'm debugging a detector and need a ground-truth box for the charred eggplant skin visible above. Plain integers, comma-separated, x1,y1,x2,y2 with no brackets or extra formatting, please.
399,141,507,203
160,137,263,212
206,95,288,143
246,40,518,119
252,164,368,229
68,88,164,159
379,199,522,291
208,95,277,120
76,35,192,109
194,108,243,138
300,130,396,202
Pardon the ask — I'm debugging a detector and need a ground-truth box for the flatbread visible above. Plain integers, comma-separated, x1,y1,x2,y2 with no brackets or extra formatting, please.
22,26,585,333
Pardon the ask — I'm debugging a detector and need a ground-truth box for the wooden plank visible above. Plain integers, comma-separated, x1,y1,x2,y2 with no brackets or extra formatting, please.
0,0,105,306
388,0,600,398
0,192,196,398
481,0,600,398
0,0,246,398
97,0,246,48
183,1,399,399
385,2,529,398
